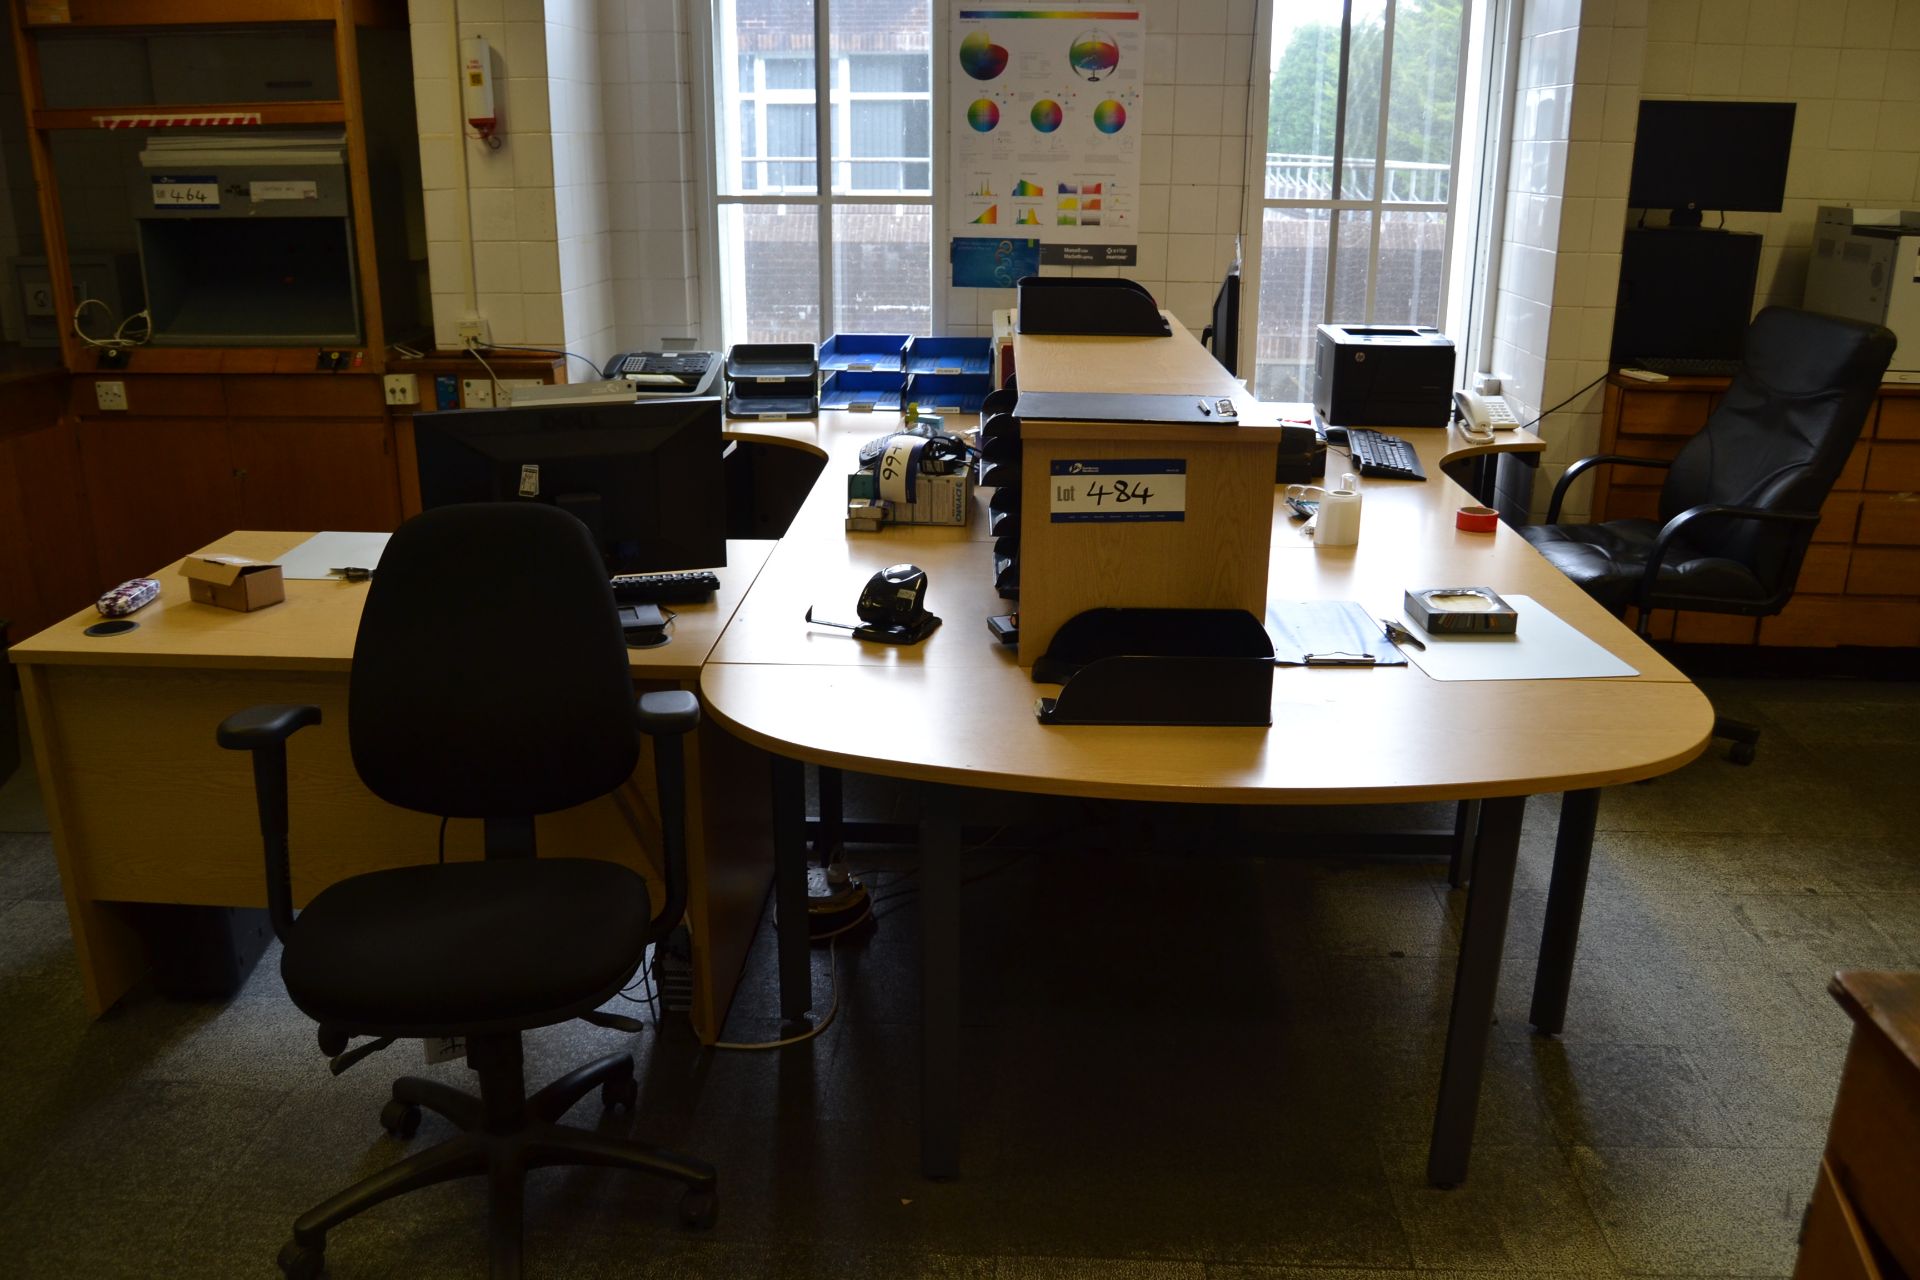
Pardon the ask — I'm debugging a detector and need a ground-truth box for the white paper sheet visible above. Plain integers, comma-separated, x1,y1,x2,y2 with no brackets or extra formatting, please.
1400,594,1638,681
274,531,392,580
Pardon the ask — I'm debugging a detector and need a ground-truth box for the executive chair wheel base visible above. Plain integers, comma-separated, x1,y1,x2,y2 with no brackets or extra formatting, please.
1712,714,1760,765
380,1098,422,1139
680,1186,719,1229
277,1238,323,1279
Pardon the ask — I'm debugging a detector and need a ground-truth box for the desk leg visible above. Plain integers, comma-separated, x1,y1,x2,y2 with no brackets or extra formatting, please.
1427,793,1522,1188
920,785,962,1179
1528,787,1601,1036
814,766,844,864
771,756,813,1032
1448,799,1481,888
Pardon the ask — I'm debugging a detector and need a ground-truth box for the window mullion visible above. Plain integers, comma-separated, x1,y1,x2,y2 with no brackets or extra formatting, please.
1365,0,1398,325
815,0,834,337
1323,0,1353,327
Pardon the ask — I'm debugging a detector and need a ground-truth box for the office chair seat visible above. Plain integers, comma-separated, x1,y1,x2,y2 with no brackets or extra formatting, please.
1519,518,1768,612
281,858,651,1038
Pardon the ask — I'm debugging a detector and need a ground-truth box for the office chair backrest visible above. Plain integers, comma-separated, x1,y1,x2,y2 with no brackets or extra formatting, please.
349,502,639,818
1661,307,1894,588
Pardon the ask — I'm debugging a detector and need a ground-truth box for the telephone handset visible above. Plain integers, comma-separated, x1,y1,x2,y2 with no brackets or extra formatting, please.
1453,390,1520,440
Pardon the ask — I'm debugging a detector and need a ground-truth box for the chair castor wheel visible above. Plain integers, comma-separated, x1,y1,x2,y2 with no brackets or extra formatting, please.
1728,742,1756,766
600,1071,638,1111
379,1099,422,1139
278,1238,324,1279
679,1187,718,1229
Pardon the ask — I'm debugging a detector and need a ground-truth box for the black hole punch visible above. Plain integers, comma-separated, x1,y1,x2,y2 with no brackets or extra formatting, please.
84,619,140,637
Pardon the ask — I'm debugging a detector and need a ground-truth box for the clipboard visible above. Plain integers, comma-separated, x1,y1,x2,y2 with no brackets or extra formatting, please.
1265,600,1407,667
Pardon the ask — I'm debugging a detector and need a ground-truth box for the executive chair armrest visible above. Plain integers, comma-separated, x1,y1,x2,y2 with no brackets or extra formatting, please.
1545,454,1675,523
637,691,700,935
1633,504,1822,634
216,703,322,944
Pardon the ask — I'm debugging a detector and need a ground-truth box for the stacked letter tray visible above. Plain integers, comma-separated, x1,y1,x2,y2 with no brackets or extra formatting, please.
724,342,818,419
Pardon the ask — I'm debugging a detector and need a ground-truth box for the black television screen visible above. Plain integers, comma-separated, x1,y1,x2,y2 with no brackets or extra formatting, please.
1627,100,1796,221
414,396,727,575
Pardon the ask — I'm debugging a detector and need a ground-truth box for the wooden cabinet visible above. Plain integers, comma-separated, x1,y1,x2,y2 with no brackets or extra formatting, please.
0,372,100,640
1595,376,1920,648
1793,971,1920,1280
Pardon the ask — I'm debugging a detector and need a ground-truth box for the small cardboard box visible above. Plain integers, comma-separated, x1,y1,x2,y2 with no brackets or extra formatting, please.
180,554,286,612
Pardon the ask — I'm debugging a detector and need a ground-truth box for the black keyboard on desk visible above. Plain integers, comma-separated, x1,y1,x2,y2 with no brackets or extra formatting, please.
1342,428,1427,480
1631,356,1743,377
610,571,720,604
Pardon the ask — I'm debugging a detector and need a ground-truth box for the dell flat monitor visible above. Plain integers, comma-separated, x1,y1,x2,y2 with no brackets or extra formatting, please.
414,396,727,575
1204,270,1241,376
1627,100,1796,227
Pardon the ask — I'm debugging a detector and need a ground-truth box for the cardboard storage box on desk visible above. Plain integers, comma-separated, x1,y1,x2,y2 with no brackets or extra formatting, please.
181,554,285,612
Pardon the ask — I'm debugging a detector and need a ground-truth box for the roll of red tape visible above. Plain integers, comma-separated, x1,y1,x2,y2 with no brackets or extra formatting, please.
1456,504,1498,533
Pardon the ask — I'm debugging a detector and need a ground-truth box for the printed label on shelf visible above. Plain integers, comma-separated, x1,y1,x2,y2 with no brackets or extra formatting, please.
250,180,318,202
1049,458,1187,522
150,175,219,208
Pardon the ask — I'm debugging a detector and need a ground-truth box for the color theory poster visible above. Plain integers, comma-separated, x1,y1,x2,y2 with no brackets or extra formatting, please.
948,3,1144,279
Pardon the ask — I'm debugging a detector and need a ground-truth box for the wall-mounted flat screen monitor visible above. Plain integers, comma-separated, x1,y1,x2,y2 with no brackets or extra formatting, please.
1627,100,1796,225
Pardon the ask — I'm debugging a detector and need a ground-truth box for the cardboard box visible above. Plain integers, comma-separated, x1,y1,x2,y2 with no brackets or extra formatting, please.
180,555,285,612
846,469,972,527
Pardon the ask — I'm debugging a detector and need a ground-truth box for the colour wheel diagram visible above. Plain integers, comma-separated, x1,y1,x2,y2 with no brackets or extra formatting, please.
1070,30,1119,81
1030,99,1064,132
960,31,1009,80
968,99,1000,132
1093,100,1126,133
1012,179,1043,197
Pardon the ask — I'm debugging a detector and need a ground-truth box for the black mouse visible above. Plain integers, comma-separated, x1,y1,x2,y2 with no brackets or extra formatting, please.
1322,426,1349,446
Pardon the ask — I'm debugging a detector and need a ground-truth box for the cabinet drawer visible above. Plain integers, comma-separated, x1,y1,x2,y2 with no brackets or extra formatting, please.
1866,443,1920,491
1793,1158,1883,1280
1845,547,1920,597
1672,613,1757,644
1600,486,1662,523
1814,493,1862,544
1857,496,1920,545
1797,544,1851,595
226,376,386,418
1837,442,1869,491
1759,596,1920,647
1874,395,1920,440
1618,390,1712,435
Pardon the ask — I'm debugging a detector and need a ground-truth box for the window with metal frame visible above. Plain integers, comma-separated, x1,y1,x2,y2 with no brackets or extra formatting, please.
708,0,934,346
1252,0,1468,402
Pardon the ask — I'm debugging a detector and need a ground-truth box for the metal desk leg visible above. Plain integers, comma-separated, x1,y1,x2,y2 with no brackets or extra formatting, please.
814,766,844,865
1529,787,1601,1036
920,784,962,1178
1427,793,1522,1188
771,756,813,1033
1448,799,1481,888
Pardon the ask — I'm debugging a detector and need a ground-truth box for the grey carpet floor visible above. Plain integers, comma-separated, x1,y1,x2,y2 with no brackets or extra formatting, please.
0,675,1915,1278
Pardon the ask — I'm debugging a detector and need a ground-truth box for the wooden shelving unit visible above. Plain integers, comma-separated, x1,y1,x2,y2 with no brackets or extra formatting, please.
7,0,410,373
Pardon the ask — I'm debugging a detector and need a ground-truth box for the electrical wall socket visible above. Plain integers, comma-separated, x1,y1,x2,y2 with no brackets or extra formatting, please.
457,316,490,347
460,377,495,408
95,380,128,411
383,374,418,405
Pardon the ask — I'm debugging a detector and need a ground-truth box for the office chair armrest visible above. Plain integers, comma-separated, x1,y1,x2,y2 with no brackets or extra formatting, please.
637,689,700,737
1545,454,1674,524
1634,504,1822,630
636,691,699,934
216,703,322,944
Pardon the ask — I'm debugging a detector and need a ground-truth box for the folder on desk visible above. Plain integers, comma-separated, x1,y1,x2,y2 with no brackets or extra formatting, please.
1266,600,1406,667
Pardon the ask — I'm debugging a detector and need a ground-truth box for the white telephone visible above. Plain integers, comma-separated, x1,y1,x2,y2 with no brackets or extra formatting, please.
1453,389,1521,440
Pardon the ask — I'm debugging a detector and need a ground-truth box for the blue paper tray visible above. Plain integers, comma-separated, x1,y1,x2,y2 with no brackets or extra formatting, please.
905,336,993,377
906,372,990,414
820,370,905,413
819,333,909,372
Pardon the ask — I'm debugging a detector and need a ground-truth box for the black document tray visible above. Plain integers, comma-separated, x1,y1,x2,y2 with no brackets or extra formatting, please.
1033,607,1273,727
726,343,818,382
1016,277,1172,337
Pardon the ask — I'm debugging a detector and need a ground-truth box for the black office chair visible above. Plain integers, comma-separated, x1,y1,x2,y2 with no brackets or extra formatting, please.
1520,307,1895,762
218,502,715,1280
1199,267,1241,376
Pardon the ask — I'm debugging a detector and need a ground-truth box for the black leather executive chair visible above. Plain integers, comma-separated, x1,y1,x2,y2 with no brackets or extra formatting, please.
1521,307,1895,762
218,502,716,1279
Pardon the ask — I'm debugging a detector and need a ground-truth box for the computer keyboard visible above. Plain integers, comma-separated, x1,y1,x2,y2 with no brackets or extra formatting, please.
1342,428,1427,481
1631,356,1743,377
609,571,720,604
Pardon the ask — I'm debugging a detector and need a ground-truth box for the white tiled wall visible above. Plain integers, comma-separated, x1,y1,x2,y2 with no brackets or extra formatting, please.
410,0,566,351
549,0,616,361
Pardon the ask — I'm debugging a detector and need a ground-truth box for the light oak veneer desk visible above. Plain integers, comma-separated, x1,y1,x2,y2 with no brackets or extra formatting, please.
12,317,1712,1189
699,319,1714,1187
